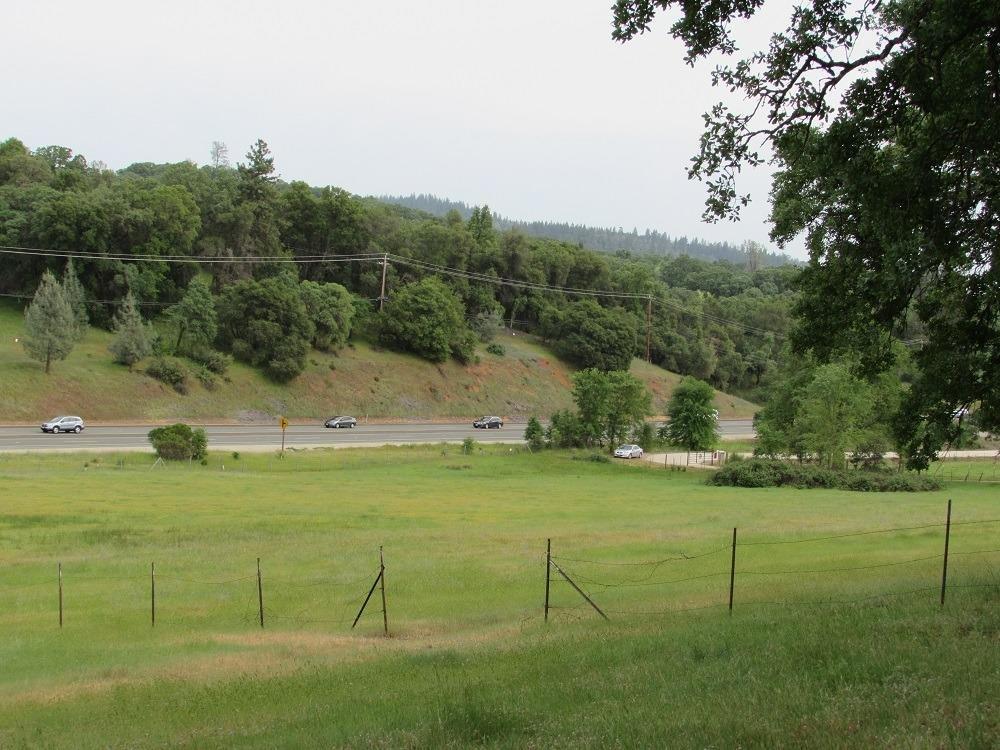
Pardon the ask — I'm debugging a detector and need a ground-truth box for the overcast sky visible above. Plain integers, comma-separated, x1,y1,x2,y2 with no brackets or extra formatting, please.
7,1,801,256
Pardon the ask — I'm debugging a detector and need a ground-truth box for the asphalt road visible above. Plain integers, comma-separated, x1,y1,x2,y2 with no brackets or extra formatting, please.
0,419,756,453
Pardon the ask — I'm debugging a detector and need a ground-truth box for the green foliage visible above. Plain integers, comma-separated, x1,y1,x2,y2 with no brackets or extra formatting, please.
470,308,503,343
299,280,354,351
461,437,476,455
147,423,208,461
524,416,545,451
572,369,652,448
709,458,941,492
379,277,473,364
217,274,313,381
545,299,637,372
22,270,75,374
108,293,152,370
795,364,873,469
635,421,656,451
166,277,217,355
545,409,585,449
485,342,505,357
662,376,718,452
145,357,189,394
188,348,231,375
60,259,88,341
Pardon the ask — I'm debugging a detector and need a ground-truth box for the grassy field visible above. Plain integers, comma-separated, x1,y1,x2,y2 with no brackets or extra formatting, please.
0,299,758,423
0,447,997,747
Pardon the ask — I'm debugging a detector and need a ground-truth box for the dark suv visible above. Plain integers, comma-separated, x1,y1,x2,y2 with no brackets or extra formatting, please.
473,416,503,429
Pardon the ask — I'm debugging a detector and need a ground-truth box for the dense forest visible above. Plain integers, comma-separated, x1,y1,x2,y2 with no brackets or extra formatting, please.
378,193,797,266
0,137,796,395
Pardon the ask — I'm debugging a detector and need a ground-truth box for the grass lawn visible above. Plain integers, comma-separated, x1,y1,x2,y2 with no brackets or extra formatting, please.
0,447,996,747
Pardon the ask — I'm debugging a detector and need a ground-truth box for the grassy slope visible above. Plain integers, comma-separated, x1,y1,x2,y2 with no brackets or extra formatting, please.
0,448,996,747
0,300,758,422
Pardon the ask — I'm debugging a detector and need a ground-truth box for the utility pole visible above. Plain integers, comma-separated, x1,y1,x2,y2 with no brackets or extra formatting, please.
379,253,388,311
644,295,653,363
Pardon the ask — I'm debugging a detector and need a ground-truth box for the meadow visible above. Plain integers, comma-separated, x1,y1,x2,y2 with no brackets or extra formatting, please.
0,446,996,748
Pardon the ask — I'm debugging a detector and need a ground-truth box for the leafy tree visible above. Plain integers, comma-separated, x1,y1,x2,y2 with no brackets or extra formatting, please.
166,276,217,354
572,369,651,449
550,299,637,372
299,280,354,351
546,409,585,449
379,277,473,364
612,0,1000,455
661,377,718,452
217,274,314,381
60,259,88,341
794,364,874,469
108,292,152,371
22,270,76,373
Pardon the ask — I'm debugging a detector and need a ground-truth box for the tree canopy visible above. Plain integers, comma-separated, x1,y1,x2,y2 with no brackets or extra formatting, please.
612,0,1000,459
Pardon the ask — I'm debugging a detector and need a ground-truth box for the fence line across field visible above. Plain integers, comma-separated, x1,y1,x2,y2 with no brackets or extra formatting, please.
2,501,997,633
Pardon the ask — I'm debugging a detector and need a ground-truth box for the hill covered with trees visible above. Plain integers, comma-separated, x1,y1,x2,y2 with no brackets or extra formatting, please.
0,136,796,401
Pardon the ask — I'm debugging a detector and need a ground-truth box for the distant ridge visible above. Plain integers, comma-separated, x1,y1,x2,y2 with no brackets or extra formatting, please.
375,193,796,267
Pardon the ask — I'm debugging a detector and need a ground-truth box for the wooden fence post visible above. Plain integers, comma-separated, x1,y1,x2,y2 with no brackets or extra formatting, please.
257,557,264,628
728,528,737,613
940,499,952,606
544,538,551,623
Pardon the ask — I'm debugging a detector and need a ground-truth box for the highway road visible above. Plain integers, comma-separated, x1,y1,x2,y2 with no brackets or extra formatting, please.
0,419,755,453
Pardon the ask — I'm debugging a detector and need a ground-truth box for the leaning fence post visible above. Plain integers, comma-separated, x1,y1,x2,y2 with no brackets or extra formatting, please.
257,557,264,628
544,539,552,623
940,499,952,606
151,562,156,627
728,528,737,613
379,546,388,636
58,562,63,628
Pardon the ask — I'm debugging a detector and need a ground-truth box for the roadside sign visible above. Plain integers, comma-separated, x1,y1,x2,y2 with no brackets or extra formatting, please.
279,417,288,430
279,417,288,455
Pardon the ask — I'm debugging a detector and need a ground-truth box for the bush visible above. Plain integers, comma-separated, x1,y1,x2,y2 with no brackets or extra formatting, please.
571,452,611,463
524,416,545,451
189,348,231,375
462,437,477,455
708,458,941,492
146,357,189,394
148,423,208,461
546,409,585,449
635,422,656,451
193,366,217,391
451,329,480,365
486,342,506,357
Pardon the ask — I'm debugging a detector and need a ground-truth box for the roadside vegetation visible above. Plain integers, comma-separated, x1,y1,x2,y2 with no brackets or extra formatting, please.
0,447,995,747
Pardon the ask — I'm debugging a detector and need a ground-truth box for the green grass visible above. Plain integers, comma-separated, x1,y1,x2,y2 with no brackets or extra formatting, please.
0,299,758,422
0,447,996,747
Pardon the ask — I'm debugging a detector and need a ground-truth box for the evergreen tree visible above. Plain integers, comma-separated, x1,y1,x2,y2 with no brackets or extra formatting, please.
661,377,719,452
61,259,89,341
23,270,76,374
109,293,152,371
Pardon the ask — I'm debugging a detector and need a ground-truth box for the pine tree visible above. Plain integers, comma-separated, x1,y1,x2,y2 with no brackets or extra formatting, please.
109,293,151,371
61,259,89,341
23,271,76,374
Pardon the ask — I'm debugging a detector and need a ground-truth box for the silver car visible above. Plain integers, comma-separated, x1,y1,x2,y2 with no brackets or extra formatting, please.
614,444,643,459
41,416,85,434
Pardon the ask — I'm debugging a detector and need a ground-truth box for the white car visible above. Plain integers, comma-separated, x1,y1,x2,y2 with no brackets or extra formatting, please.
614,444,643,459
41,416,85,434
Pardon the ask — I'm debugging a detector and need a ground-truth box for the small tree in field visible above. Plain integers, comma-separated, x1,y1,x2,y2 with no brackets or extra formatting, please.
61,259,89,341
524,416,545,451
662,377,719,452
109,292,152,371
23,270,76,374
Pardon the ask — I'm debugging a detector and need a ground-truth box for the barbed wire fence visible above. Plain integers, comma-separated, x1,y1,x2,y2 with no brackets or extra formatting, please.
1,502,997,633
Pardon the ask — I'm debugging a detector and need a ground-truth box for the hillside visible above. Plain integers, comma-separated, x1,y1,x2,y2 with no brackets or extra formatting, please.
0,301,757,424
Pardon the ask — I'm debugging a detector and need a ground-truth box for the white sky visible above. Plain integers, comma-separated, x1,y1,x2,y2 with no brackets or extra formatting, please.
5,0,801,256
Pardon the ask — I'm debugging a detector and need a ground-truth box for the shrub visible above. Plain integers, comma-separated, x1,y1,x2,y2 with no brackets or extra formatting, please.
189,348,231,375
148,423,208,461
451,329,480,365
708,458,941,491
486,342,506,357
546,409,585,449
462,437,477,455
193,366,217,391
524,416,545,451
146,357,189,394
572,452,610,463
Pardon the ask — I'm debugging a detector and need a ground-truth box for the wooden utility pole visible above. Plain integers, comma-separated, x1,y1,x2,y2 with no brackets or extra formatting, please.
379,254,388,311
644,296,652,362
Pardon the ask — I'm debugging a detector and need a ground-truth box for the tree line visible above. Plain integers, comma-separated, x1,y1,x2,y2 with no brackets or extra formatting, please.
1,136,794,394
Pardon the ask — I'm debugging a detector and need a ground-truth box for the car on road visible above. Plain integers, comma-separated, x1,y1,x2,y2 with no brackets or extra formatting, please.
324,416,357,429
41,416,85,434
473,416,503,429
614,444,643,459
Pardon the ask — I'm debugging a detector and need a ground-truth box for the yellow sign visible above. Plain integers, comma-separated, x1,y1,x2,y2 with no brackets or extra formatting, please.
279,417,288,430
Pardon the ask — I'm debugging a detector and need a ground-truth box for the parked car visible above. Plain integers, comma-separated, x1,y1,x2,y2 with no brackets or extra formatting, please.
473,416,503,429
324,416,357,429
614,444,643,459
41,416,85,434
